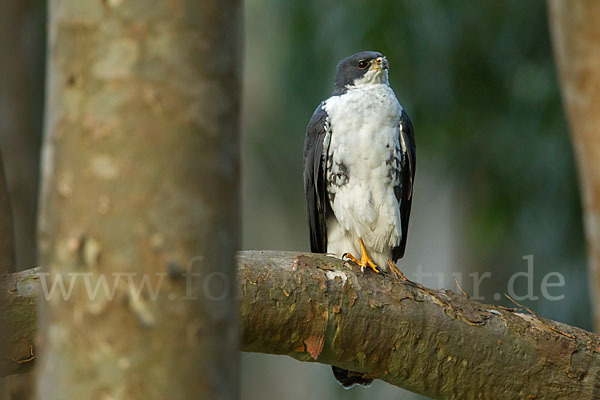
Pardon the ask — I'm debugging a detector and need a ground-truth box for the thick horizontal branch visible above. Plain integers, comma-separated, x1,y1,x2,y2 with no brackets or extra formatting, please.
0,267,38,376
2,251,600,399
239,251,600,399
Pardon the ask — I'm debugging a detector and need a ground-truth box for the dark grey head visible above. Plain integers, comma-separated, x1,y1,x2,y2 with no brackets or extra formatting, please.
333,51,390,95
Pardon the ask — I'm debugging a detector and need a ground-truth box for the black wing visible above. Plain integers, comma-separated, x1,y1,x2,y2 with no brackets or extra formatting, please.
392,109,416,261
303,103,331,253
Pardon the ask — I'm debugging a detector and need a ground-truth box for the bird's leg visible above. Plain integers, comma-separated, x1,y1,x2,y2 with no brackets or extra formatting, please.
343,238,381,274
387,260,406,281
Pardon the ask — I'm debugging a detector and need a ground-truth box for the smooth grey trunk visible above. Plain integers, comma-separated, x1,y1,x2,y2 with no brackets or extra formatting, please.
0,150,14,274
0,0,45,271
0,3,44,397
36,1,242,399
0,150,16,400
548,0,600,331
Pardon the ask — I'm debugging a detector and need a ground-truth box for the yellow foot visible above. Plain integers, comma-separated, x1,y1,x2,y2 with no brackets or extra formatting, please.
387,260,407,281
342,238,381,274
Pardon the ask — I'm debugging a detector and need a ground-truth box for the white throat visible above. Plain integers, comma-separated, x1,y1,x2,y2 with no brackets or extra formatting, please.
347,69,389,90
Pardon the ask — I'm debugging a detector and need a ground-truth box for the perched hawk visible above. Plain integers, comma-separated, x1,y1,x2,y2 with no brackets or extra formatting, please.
303,51,416,388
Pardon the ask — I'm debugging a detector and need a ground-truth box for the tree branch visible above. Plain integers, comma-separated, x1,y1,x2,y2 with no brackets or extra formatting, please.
2,251,600,399
0,267,37,376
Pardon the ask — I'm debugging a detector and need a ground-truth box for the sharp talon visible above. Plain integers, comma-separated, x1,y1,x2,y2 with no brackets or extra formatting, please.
387,260,406,281
342,252,361,265
343,239,381,275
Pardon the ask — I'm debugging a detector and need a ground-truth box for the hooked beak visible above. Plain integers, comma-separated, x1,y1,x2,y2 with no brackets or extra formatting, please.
370,56,389,71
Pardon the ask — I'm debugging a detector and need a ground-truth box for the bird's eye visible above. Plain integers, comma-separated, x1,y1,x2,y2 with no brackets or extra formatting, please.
358,60,369,69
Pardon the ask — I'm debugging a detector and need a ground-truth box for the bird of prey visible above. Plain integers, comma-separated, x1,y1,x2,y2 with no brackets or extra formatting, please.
303,51,416,388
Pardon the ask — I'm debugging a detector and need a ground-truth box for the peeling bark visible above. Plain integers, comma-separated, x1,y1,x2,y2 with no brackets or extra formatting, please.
548,0,600,331
37,1,242,399
3,252,600,399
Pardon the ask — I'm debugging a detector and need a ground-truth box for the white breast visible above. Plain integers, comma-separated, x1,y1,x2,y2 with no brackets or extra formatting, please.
323,84,403,268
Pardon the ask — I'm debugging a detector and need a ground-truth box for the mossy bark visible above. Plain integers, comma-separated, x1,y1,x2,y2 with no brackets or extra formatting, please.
37,1,241,399
549,0,600,332
3,252,600,399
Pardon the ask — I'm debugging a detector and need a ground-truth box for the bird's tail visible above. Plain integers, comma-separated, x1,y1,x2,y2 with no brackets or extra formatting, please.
331,366,374,388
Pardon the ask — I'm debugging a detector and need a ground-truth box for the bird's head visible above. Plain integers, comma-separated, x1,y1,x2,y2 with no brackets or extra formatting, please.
333,51,389,93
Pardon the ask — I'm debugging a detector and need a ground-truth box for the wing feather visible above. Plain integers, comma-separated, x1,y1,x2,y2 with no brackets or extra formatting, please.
303,103,331,253
392,109,416,261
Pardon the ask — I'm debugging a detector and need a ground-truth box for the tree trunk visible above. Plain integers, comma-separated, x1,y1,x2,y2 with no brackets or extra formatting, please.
0,3,45,398
548,1,600,331
0,3,45,397
4,252,600,399
0,151,14,274
0,150,16,400
36,1,241,399
0,0,45,271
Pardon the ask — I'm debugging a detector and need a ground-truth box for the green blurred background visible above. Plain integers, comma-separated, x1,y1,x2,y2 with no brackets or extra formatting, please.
240,1,588,399
0,1,590,399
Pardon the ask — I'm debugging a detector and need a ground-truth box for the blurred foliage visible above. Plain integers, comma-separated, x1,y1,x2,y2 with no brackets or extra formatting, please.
244,0,588,331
